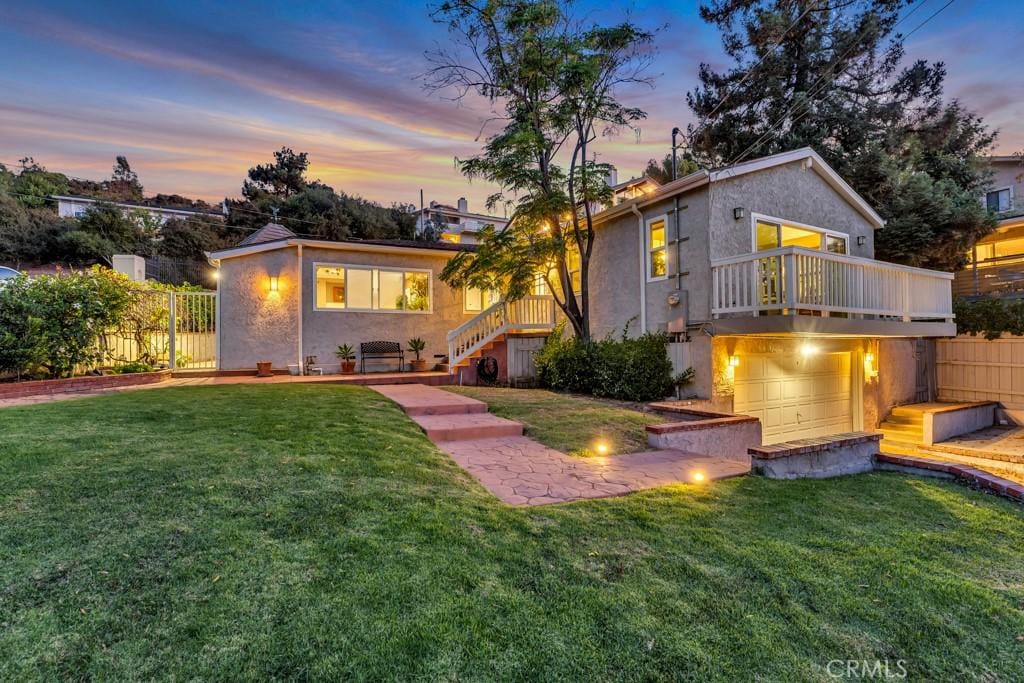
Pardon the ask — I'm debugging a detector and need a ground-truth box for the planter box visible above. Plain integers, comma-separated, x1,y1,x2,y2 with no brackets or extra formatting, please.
0,370,172,400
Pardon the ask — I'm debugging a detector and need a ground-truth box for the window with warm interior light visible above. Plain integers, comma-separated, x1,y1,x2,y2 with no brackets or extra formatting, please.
755,218,847,253
315,264,431,312
647,217,667,280
464,286,500,312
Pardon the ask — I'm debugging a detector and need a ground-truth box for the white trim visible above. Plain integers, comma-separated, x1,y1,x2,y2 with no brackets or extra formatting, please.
749,212,850,252
593,147,886,229
296,244,304,374
986,186,1013,212
208,238,465,264
646,214,670,282
312,262,433,314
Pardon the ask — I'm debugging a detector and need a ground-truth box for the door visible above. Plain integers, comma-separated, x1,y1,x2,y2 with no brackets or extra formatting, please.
733,351,853,444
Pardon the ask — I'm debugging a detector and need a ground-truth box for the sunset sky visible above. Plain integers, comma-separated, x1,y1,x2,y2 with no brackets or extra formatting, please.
1,0,1020,212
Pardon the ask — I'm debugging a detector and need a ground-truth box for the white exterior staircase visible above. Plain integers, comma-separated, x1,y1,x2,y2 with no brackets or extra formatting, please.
446,295,556,372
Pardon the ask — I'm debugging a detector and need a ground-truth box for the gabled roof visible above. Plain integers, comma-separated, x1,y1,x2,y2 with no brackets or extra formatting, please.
594,147,886,229
237,222,296,246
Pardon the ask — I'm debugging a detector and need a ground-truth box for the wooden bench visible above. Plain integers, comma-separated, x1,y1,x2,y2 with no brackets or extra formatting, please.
360,341,404,373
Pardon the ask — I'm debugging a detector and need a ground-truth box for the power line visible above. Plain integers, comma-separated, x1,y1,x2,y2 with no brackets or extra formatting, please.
721,0,956,168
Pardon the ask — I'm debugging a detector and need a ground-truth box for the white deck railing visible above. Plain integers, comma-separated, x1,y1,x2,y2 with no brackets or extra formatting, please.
447,295,556,370
711,247,954,321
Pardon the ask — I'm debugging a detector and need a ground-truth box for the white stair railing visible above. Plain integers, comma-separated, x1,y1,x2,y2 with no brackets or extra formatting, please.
446,295,555,371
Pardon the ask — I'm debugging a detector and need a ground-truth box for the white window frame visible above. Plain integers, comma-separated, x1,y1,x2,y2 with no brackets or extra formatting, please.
463,286,500,313
313,262,433,314
646,214,669,282
749,212,850,253
986,187,1012,213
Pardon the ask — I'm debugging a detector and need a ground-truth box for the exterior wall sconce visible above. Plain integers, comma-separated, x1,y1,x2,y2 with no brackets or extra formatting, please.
268,276,279,294
864,351,879,380
733,207,745,220
857,235,867,246
728,355,740,368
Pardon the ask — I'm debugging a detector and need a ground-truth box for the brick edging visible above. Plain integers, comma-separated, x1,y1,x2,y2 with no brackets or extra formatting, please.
0,370,172,399
875,453,1024,503
749,432,881,460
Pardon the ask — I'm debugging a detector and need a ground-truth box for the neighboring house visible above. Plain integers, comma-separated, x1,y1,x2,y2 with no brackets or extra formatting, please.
413,199,508,244
209,148,956,444
609,175,660,205
953,155,1024,297
53,195,224,225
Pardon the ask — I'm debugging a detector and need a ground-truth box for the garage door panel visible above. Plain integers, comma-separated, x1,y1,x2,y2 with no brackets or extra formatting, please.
733,351,854,444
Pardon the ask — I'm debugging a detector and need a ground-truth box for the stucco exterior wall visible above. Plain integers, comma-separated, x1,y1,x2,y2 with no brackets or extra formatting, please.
218,247,300,371
863,338,920,429
217,244,480,372
707,160,876,261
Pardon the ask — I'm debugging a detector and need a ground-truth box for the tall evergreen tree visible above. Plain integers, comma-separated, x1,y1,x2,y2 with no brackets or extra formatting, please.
686,0,995,270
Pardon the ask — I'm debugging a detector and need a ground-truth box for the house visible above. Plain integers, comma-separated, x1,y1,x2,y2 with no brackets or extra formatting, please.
53,195,224,225
609,175,660,205
953,156,1024,297
413,198,508,244
208,148,956,444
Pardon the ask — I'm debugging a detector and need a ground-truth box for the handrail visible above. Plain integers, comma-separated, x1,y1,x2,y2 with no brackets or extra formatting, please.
711,246,955,280
446,298,507,342
446,295,555,371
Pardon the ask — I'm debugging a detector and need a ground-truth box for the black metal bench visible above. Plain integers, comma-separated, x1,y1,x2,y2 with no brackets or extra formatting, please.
360,341,404,373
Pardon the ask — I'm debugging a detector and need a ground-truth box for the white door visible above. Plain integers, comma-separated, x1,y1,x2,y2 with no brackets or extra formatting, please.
733,352,853,444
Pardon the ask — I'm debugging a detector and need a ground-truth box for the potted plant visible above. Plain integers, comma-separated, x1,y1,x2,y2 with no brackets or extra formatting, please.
335,344,357,374
256,361,273,377
407,337,427,372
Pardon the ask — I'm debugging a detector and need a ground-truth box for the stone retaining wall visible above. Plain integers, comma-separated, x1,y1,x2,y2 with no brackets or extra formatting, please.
749,432,882,479
0,370,172,400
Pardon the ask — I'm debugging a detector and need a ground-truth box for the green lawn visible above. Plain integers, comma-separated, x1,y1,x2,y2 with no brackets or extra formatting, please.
1,384,1023,680
445,385,663,455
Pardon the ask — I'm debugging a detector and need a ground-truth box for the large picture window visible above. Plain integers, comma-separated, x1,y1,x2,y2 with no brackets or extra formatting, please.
315,264,431,312
754,217,848,254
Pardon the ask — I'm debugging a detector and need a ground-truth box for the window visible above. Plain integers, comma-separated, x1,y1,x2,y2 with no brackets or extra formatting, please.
315,264,431,312
532,273,549,296
464,286,500,312
987,188,1011,213
567,249,582,291
647,218,667,280
755,217,848,253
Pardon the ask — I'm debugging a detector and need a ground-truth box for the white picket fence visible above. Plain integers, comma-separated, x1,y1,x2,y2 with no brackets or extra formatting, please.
711,247,954,321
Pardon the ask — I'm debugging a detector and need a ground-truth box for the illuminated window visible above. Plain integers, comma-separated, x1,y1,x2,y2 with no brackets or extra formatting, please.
440,233,460,244
755,218,848,253
567,249,582,291
532,272,550,296
647,218,667,280
315,264,431,312
464,287,500,312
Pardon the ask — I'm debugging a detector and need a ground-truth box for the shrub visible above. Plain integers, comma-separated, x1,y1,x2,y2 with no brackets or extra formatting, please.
113,361,155,374
535,322,675,401
953,296,1024,340
0,267,136,378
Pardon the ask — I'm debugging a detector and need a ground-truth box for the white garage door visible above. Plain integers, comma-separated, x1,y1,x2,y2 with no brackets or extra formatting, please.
733,352,853,444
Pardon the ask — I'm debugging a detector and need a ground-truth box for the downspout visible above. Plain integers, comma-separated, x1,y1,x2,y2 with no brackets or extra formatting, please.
296,243,304,375
630,203,646,334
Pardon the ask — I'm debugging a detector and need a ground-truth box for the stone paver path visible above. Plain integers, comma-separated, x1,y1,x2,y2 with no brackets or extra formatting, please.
372,383,748,506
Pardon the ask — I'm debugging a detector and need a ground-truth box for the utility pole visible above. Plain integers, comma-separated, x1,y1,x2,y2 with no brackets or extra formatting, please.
671,127,681,181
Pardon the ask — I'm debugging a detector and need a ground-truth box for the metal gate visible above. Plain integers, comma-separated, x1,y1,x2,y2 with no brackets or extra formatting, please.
169,291,217,370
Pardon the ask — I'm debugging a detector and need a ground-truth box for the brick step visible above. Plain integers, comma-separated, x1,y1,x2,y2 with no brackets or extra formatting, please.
412,413,524,442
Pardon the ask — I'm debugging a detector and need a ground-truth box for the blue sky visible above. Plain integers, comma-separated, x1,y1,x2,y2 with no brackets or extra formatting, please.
0,0,1020,209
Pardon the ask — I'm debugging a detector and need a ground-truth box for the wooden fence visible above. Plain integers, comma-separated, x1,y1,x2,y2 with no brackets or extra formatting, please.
937,335,1024,409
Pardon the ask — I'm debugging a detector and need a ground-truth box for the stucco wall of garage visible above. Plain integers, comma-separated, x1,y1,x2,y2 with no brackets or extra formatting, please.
218,247,301,371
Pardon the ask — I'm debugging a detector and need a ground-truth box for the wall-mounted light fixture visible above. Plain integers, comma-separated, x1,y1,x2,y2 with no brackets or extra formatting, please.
268,275,280,294
864,351,879,380
857,235,867,246
799,342,818,357
728,355,740,368
733,207,746,220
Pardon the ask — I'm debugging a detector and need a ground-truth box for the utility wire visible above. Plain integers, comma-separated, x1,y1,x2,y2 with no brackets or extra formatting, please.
719,0,950,169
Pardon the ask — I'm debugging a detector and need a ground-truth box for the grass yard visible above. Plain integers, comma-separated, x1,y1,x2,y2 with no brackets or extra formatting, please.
445,385,663,456
2,384,1024,680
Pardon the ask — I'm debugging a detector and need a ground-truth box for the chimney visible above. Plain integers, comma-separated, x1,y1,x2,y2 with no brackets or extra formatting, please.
605,165,618,187
457,197,468,213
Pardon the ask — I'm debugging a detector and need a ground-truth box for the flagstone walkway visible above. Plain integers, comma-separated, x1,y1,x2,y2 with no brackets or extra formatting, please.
372,384,749,506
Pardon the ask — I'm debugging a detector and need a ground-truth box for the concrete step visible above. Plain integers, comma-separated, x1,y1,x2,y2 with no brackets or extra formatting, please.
371,383,486,415
890,406,927,420
879,428,922,446
413,413,524,442
884,413,924,426
879,421,923,437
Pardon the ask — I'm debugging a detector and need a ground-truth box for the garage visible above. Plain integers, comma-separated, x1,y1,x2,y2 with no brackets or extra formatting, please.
733,351,854,444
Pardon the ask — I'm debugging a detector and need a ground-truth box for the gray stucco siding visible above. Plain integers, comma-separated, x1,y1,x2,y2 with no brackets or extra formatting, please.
217,245,478,371
707,160,876,261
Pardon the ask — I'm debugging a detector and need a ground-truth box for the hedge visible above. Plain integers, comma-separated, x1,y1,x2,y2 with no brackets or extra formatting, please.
953,296,1024,340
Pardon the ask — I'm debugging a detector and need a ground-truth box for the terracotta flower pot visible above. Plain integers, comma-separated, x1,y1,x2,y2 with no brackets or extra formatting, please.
256,361,273,377
410,359,428,372
341,360,357,374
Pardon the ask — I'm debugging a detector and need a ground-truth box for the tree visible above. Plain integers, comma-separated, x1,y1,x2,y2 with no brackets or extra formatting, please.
425,0,654,340
106,156,144,202
643,152,700,185
686,0,995,271
12,158,68,208
158,216,237,259
242,148,310,200
57,203,154,264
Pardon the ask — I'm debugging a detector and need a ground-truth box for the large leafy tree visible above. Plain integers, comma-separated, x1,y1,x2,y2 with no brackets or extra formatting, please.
426,0,654,340
242,147,310,201
686,0,995,271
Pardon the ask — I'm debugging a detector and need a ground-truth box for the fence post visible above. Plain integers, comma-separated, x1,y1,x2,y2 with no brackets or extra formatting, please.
168,291,177,370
